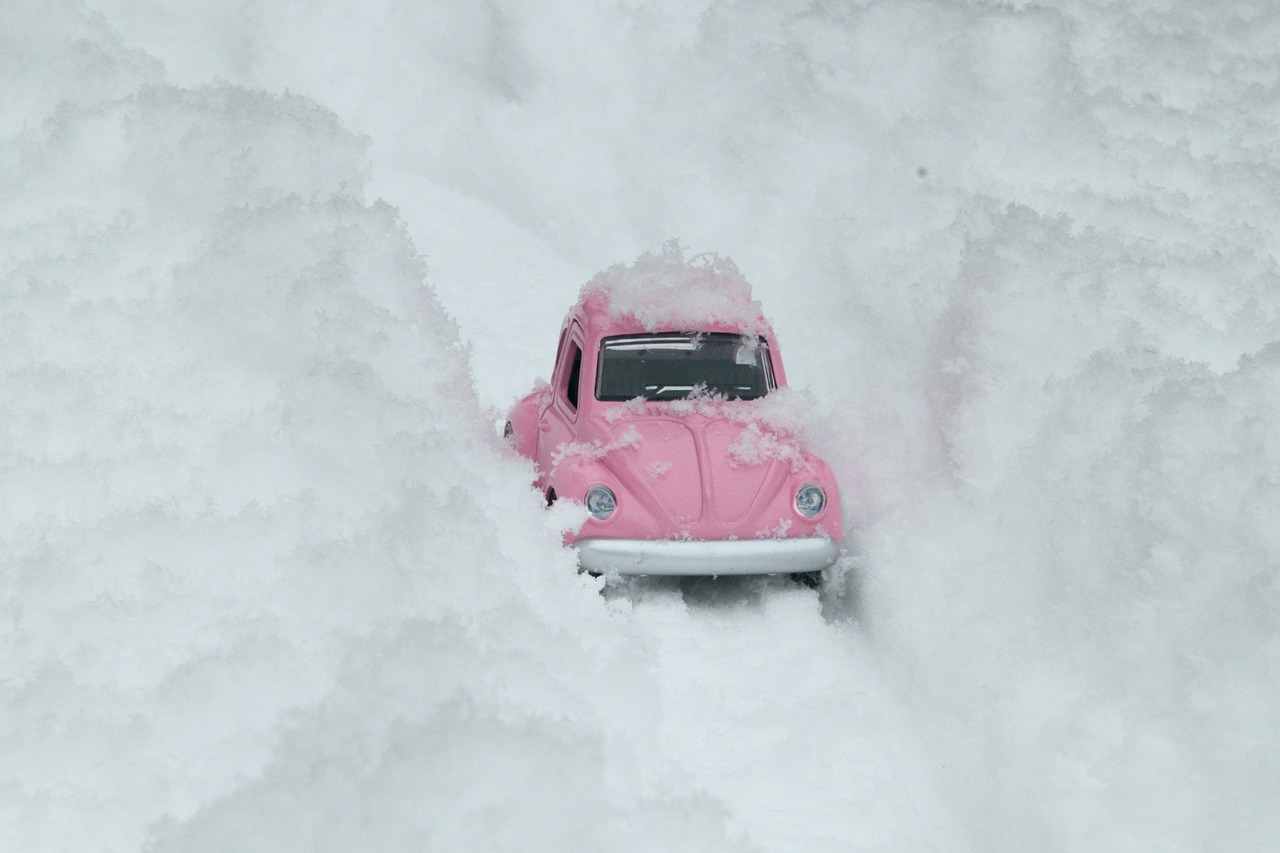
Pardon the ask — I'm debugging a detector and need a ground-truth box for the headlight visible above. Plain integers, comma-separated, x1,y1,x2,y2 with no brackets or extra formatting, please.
584,485,617,519
795,483,826,517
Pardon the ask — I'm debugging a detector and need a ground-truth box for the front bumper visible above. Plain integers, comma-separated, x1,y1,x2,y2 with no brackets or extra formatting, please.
574,536,840,576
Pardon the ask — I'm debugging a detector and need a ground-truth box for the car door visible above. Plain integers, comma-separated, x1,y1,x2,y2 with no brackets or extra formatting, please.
537,323,584,495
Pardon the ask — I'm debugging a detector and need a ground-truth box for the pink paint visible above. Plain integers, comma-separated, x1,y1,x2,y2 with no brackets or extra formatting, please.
505,259,842,576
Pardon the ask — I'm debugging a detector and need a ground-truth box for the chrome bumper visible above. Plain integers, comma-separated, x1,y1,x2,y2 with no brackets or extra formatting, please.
574,536,840,576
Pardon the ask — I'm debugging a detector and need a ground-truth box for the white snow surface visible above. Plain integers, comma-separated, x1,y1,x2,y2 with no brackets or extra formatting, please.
581,241,771,336
5,0,1280,850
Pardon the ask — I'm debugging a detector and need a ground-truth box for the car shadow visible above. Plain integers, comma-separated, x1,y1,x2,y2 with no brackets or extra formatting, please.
595,559,862,623
599,573,813,610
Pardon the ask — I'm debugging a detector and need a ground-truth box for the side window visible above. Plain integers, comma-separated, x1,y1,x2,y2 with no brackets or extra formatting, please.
565,342,582,411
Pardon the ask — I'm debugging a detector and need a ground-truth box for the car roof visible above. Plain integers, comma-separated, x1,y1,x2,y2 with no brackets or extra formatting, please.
569,249,778,342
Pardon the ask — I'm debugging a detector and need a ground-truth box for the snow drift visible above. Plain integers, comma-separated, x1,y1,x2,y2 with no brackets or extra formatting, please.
3,5,956,852
0,9,744,851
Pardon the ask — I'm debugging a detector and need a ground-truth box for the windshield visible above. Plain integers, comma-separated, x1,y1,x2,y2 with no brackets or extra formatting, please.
595,333,773,401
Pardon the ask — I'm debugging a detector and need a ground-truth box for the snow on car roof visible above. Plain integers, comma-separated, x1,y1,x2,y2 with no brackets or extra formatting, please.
577,241,773,337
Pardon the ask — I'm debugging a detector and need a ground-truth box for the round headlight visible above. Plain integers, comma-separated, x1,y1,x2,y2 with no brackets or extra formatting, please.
584,485,617,519
795,483,826,517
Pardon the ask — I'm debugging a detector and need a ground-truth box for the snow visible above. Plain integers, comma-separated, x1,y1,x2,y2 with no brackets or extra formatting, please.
726,421,805,473
580,241,770,335
551,424,642,470
5,0,1280,851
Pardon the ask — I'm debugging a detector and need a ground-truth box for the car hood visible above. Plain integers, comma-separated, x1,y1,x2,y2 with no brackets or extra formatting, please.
595,413,802,532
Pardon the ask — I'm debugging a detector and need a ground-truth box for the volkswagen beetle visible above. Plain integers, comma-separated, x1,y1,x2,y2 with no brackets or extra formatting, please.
504,249,842,579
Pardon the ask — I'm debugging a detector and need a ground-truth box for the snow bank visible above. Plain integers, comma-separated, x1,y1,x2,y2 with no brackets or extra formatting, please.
843,203,1280,850
1,8,799,852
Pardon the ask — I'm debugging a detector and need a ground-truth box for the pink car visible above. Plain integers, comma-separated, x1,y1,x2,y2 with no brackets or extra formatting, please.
504,250,842,579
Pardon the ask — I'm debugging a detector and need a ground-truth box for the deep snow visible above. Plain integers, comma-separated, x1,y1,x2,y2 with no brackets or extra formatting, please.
4,0,1280,850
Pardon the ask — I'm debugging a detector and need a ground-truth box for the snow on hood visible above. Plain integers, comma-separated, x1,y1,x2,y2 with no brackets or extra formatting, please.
602,386,817,472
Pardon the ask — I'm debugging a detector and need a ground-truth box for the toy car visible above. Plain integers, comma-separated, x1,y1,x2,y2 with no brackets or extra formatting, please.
504,248,842,579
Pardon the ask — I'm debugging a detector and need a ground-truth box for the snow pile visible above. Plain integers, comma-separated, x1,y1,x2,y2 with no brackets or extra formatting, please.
843,202,1280,849
0,0,162,138
579,241,770,335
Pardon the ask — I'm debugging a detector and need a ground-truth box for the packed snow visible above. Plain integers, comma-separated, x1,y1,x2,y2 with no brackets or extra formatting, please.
5,0,1280,851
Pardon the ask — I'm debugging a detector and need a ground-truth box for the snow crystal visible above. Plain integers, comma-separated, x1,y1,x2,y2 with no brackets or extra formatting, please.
726,421,806,472
644,459,672,480
756,518,793,540
605,386,814,441
550,424,642,470
601,393,652,422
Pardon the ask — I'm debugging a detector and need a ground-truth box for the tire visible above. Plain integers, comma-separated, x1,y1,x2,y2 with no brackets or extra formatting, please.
791,570,823,589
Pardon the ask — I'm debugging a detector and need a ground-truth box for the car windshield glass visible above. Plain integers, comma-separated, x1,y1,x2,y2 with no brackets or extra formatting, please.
595,333,772,401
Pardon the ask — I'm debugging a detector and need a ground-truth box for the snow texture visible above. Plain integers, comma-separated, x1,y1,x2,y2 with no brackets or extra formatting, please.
580,240,771,335
5,0,1280,850
550,424,642,470
726,421,806,473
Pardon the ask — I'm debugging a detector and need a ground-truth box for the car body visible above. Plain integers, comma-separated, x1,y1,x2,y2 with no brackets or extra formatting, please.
505,256,842,578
